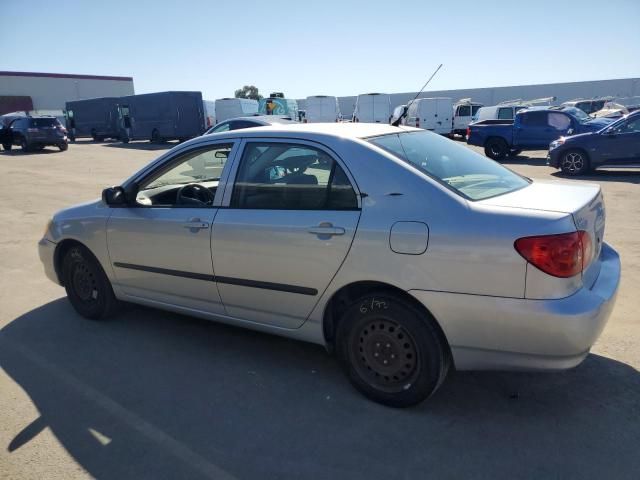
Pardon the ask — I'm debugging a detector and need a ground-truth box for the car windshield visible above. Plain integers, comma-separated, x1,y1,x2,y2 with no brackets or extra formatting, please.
368,131,530,201
561,107,589,122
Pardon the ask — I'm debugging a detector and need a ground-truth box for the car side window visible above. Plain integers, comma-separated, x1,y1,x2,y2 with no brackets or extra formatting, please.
231,142,358,210
135,143,233,207
497,108,513,120
457,105,471,117
521,111,547,126
471,105,481,115
548,113,571,130
614,117,640,134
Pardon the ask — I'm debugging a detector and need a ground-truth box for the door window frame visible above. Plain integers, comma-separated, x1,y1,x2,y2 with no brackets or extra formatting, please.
219,137,362,210
126,139,241,208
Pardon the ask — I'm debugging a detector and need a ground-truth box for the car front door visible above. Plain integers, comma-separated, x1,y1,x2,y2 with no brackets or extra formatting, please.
106,141,237,313
211,139,361,328
513,111,550,148
601,115,640,164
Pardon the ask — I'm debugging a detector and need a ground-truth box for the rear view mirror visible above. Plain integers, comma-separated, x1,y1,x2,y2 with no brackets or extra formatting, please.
215,150,229,159
102,186,127,206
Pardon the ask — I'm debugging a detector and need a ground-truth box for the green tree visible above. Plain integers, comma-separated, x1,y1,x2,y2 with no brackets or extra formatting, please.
234,85,263,101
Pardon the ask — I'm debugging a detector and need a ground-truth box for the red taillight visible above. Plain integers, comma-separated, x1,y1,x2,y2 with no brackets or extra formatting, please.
514,231,592,278
466,127,471,137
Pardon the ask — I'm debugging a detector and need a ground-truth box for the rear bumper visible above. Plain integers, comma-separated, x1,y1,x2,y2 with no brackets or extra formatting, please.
409,243,620,371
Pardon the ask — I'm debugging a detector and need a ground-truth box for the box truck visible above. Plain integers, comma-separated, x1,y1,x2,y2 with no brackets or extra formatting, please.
117,91,205,143
65,97,121,141
353,93,391,123
405,97,453,135
305,95,341,122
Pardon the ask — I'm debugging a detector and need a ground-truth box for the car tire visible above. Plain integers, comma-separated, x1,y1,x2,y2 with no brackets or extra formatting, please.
1,143,10,151
336,292,450,408
560,149,590,176
151,129,161,143
484,138,508,160
121,136,130,144
58,142,68,151
20,139,30,152
62,245,119,320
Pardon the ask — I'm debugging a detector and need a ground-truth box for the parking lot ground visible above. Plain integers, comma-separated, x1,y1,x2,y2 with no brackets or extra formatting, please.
1,140,639,479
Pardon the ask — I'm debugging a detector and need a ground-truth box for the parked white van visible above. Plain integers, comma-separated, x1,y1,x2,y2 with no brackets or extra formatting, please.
214,98,259,122
452,98,482,136
305,95,341,122
404,97,453,135
353,93,391,123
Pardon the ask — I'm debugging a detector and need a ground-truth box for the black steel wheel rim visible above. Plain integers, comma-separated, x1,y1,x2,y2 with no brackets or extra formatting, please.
351,318,420,393
72,262,99,304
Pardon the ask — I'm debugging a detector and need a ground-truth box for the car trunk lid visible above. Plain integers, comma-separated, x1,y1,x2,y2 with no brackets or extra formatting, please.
479,181,605,286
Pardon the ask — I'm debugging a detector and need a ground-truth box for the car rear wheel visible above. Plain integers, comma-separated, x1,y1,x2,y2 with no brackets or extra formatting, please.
560,149,589,176
20,139,30,152
58,142,68,151
62,245,119,320
484,138,508,160
1,143,10,151
337,292,450,408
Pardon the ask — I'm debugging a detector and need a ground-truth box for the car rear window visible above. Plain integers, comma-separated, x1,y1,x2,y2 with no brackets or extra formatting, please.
368,131,530,201
29,118,61,127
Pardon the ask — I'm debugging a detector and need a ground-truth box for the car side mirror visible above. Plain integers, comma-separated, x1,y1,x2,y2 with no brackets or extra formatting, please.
567,128,574,135
102,186,127,206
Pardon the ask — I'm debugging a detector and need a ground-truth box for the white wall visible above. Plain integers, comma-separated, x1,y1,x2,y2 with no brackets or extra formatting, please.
298,78,640,118
0,73,135,111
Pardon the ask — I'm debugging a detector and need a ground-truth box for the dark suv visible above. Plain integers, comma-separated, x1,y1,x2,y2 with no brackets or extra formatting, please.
4,116,68,152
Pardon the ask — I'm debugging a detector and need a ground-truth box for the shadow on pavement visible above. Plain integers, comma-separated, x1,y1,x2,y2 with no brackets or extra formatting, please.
99,140,179,151
1,299,639,479
551,170,640,184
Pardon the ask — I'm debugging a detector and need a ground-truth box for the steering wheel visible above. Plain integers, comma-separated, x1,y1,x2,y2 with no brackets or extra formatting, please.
176,183,214,206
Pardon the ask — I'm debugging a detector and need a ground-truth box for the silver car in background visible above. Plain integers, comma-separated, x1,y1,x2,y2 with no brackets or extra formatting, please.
38,123,620,407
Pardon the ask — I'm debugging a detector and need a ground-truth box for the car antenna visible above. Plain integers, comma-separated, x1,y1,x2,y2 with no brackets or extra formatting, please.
392,63,443,126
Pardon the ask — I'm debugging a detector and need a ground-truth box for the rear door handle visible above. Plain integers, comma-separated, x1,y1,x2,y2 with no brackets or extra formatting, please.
183,218,210,230
308,223,345,236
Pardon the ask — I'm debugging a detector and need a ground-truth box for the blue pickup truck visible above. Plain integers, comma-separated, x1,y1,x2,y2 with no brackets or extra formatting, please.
467,107,613,160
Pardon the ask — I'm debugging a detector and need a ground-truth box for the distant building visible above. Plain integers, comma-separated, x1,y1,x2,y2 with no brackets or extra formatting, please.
0,71,135,115
298,77,640,118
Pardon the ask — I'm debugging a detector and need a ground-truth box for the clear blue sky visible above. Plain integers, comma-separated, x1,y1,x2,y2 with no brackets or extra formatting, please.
3,0,639,99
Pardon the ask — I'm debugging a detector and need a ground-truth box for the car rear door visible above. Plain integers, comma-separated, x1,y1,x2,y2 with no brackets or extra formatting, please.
211,138,361,328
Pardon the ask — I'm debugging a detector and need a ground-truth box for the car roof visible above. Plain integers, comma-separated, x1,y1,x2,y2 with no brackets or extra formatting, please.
234,115,296,124
210,122,406,139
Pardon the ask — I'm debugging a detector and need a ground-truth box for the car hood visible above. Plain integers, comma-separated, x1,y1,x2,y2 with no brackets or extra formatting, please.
581,117,613,131
477,180,600,215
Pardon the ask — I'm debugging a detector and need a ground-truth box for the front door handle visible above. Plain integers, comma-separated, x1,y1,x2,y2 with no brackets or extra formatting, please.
183,218,210,230
308,223,345,236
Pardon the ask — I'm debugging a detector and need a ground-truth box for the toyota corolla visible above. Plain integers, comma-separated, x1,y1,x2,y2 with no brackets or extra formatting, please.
38,123,620,407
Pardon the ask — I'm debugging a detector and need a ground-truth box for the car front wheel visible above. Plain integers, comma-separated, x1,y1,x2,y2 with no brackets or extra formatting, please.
560,149,589,176
337,292,450,408
20,139,30,152
62,245,119,320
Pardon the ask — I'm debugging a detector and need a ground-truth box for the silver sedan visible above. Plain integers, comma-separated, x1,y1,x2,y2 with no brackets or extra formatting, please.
38,123,620,407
